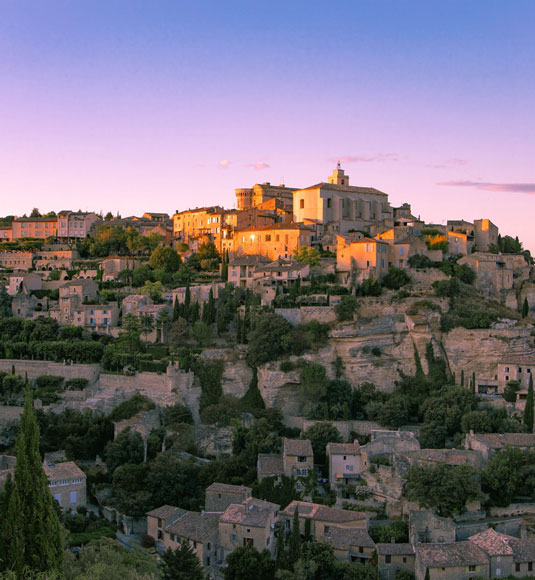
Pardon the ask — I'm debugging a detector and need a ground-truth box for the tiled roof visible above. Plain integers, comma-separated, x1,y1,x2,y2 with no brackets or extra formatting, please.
417,542,488,568
44,461,85,481
509,537,535,563
326,442,361,455
256,260,309,274
206,482,252,495
229,255,271,266
236,223,313,233
296,182,388,196
325,526,375,550
283,501,367,524
377,543,415,556
166,511,220,543
220,497,279,528
468,529,514,555
146,505,183,520
283,438,313,457
257,454,284,478
470,433,535,448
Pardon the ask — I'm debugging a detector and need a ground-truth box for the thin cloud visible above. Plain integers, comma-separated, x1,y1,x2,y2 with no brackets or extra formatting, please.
244,162,270,170
218,159,231,169
331,153,399,164
428,158,468,169
438,180,535,194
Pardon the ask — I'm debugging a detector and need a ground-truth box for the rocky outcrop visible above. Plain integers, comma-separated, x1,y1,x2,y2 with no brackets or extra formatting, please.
201,348,252,399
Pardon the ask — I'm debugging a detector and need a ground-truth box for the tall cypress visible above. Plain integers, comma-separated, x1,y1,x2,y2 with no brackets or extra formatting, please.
1,389,63,576
173,297,180,321
288,506,301,562
275,523,287,571
524,374,534,432
522,298,529,318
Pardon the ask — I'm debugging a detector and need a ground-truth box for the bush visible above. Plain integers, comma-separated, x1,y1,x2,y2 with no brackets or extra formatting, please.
34,375,64,389
335,295,358,321
382,267,411,290
280,361,295,373
64,378,89,390
162,403,194,427
503,380,521,403
141,534,155,548
109,393,156,422
408,254,434,269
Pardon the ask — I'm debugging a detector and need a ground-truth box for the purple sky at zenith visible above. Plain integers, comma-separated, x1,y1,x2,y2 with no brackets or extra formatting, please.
0,1,534,251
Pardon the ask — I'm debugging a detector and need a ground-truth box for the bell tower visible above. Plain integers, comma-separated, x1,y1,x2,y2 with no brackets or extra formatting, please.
328,161,349,186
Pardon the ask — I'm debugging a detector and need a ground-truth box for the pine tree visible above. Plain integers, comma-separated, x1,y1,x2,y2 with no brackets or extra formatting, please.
522,298,529,318
0,389,63,576
288,506,301,562
524,374,534,432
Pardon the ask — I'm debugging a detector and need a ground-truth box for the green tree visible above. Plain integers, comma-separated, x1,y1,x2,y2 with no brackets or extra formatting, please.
378,397,409,429
288,506,301,562
522,297,529,318
105,428,145,474
301,422,341,466
382,267,411,290
246,313,293,367
334,295,358,322
293,246,321,266
162,542,205,580
524,373,534,432
191,321,212,346
223,546,275,580
150,246,181,272
0,389,63,576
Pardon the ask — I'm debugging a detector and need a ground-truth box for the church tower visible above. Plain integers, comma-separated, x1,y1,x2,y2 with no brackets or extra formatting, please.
328,162,349,186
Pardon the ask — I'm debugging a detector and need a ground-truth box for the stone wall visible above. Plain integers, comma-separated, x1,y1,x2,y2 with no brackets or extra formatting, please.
0,360,101,384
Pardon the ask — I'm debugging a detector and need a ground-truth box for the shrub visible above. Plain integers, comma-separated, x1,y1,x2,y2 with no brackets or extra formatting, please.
280,361,295,373
335,295,358,321
382,267,411,290
109,393,156,422
34,375,64,389
64,378,89,391
408,254,433,269
503,380,521,403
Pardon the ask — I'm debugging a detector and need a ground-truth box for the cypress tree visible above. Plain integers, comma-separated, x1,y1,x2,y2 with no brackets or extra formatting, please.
275,523,287,571
472,372,476,394
461,369,465,387
1,389,63,576
190,301,200,324
288,506,301,562
522,298,529,318
524,374,534,432
304,517,312,543
173,297,180,321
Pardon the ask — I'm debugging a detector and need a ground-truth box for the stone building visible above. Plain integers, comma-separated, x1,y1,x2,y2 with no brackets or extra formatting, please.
464,431,535,461
415,541,489,580
172,206,231,251
45,461,87,511
457,252,513,293
6,273,42,296
57,211,100,240
12,217,57,239
205,482,252,513
0,251,34,270
326,441,362,489
325,526,376,564
293,165,393,236
377,543,415,580
228,254,271,288
235,182,297,211
473,219,499,251
336,234,389,283
496,352,535,392
234,223,313,260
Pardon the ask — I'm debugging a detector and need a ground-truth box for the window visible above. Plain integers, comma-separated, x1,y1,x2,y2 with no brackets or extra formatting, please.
327,198,332,208
359,547,364,553
207,557,210,566
157,530,162,539
243,538,254,547
158,518,163,528
519,368,522,373
516,564,521,572
346,465,354,471
207,542,211,550
385,555,391,564
297,456,307,463
70,491,77,504
529,563,533,572
469,565,477,572
300,199,304,209
170,534,175,541
265,235,271,241
505,367,509,372
403,557,407,563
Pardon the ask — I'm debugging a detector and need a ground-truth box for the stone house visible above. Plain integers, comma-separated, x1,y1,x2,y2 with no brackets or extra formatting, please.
12,217,57,239
171,282,224,305
146,506,221,573
257,453,284,482
360,430,420,470
473,219,499,251
281,501,367,540
59,279,99,302
218,497,280,559
464,431,535,461
205,483,252,513
57,211,100,239
228,254,271,288
325,526,376,563
11,285,40,318
396,449,485,475
282,438,314,479
0,225,12,241
409,510,456,545
457,253,513,293
122,294,153,316
33,246,79,271
172,205,231,252
326,441,362,489
234,223,314,261
377,543,415,580
6,273,42,296
45,461,87,511
497,352,535,391
0,251,34,270
415,541,488,580
336,234,389,283
253,259,310,286
447,230,473,256
235,182,297,212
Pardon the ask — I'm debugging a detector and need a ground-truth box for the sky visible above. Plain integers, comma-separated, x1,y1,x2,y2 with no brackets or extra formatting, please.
1,1,534,252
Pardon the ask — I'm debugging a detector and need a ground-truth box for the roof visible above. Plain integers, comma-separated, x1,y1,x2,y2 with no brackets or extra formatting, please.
166,511,220,543
220,497,279,528
325,526,375,551
326,442,361,456
257,454,284,478
509,537,535,563
500,352,535,366
206,482,252,495
341,235,388,245
377,543,415,556
146,505,184,520
417,542,489,568
468,529,514,556
44,461,85,481
255,260,309,274
403,449,481,466
236,223,313,233
229,254,271,267
283,438,313,457
416,542,488,568
13,217,57,222
469,433,535,448
283,501,367,525
296,182,388,197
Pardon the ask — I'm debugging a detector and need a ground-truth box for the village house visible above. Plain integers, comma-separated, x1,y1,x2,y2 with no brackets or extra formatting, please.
45,461,87,511
377,543,416,580
205,483,252,513
325,526,376,564
146,506,221,573
336,234,389,283
326,441,362,489
122,294,153,316
253,259,310,286
6,273,42,296
256,438,313,492
227,254,271,288
12,217,57,239
234,223,313,260
235,182,297,212
464,431,535,461
360,430,420,470
11,284,42,318
142,212,171,223
218,497,280,559
33,245,80,271
57,211,100,240
0,251,34,271
172,206,230,252
256,453,284,482
59,279,99,302
497,352,535,391
171,282,224,305
473,219,499,251
396,449,485,473
71,303,119,333
447,230,473,256
457,252,514,293
281,501,368,539
0,225,12,241
293,165,393,237
415,541,489,580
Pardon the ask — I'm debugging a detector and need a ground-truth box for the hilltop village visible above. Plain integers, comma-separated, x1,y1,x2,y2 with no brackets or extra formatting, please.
1,165,535,580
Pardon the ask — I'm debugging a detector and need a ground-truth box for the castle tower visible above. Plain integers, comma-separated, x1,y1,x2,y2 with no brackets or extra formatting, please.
235,188,254,210
328,162,349,186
